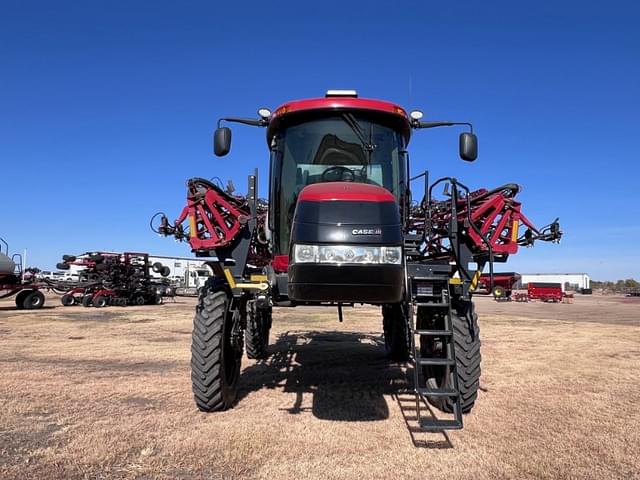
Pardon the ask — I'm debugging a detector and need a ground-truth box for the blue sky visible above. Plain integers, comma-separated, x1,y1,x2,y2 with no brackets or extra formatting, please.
1,1,638,280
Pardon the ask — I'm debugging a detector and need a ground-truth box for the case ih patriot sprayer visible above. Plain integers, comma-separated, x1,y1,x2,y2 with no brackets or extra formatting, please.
154,90,561,430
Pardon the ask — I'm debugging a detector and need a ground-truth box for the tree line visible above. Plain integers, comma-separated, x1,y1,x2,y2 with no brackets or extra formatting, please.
591,279,639,292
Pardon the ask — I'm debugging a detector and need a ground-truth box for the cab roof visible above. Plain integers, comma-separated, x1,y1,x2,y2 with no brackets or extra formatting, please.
267,96,411,143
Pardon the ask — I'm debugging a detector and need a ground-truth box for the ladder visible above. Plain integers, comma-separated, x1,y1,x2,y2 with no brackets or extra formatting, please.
408,264,463,431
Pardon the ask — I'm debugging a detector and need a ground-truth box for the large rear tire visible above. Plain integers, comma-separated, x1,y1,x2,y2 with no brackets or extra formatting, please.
419,301,481,414
245,302,271,359
15,290,30,309
61,294,75,306
82,294,93,307
191,289,242,412
93,295,108,308
382,303,411,361
22,290,45,310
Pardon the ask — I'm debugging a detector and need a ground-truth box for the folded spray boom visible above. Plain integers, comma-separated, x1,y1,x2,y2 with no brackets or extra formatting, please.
409,182,561,261
153,178,560,265
152,178,270,265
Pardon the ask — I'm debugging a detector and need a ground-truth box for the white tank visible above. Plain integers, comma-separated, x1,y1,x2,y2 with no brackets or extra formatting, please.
0,253,16,275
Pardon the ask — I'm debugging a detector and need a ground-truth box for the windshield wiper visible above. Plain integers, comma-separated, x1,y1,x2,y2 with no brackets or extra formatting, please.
341,113,376,153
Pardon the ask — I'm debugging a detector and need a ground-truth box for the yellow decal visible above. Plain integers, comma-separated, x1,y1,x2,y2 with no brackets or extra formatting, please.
223,269,236,289
235,282,269,291
189,215,197,240
470,271,481,291
512,220,519,242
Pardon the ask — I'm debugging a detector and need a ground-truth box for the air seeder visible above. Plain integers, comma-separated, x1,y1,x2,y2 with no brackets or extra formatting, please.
56,252,171,307
154,90,561,430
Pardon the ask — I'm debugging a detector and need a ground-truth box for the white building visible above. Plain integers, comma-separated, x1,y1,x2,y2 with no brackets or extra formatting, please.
520,273,590,292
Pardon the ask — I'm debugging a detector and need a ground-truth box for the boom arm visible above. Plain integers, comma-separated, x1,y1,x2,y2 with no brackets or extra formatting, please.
409,180,561,262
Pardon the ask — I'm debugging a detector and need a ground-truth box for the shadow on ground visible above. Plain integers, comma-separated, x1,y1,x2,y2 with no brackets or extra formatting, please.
237,329,454,448
239,330,406,421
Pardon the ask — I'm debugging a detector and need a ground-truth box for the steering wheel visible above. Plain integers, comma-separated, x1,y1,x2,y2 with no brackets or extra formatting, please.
321,166,356,182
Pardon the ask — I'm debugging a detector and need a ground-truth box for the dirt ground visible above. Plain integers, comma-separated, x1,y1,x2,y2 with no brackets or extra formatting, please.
0,293,638,479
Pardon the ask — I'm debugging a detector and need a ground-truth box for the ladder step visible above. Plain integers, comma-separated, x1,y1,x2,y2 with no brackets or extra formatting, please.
414,329,452,336
418,418,463,431
416,387,458,397
416,357,455,366
415,302,449,307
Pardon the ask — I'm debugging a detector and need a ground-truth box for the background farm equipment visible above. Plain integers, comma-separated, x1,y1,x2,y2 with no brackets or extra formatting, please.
56,252,171,307
0,237,46,309
527,282,564,303
152,90,562,431
478,272,521,300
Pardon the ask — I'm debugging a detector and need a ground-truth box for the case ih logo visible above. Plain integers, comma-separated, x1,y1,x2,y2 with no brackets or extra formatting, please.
351,228,382,236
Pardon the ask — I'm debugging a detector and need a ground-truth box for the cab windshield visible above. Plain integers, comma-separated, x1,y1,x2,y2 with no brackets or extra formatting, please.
271,114,406,254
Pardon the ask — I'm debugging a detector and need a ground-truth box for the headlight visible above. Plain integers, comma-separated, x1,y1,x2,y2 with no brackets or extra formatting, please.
293,244,402,265
293,244,318,263
381,246,402,265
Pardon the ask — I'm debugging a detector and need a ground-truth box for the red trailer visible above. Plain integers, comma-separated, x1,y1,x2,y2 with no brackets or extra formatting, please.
528,282,563,302
478,272,521,300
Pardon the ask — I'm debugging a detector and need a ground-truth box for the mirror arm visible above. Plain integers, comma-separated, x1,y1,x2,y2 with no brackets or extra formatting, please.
217,117,269,128
412,120,473,133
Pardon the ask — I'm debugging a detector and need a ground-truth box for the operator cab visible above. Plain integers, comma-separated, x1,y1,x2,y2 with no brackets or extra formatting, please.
266,94,410,258
263,93,411,303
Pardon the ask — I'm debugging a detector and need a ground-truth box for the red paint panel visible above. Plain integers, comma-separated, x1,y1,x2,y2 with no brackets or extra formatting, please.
298,182,396,203
272,97,408,120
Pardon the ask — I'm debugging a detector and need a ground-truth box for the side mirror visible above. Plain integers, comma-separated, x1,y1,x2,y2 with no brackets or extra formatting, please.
214,127,232,156
459,132,478,161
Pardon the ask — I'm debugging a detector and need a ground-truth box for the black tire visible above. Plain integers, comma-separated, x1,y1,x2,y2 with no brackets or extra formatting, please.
492,285,506,300
82,294,93,307
245,303,271,359
418,301,481,414
160,266,171,277
15,290,30,309
191,289,242,412
93,295,108,308
134,295,146,306
22,290,45,309
382,303,411,361
152,262,163,273
56,262,70,270
153,295,163,305
62,255,76,262
61,294,75,306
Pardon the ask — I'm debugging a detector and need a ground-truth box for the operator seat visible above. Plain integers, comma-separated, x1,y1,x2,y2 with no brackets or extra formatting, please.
313,134,366,165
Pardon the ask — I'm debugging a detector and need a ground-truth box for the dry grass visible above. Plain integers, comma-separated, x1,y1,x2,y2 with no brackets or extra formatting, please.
0,294,638,479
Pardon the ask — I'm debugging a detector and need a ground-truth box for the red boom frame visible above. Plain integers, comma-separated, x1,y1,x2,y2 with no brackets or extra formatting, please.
410,183,560,260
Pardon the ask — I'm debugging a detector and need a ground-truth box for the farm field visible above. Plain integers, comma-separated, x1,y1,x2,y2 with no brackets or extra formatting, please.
0,294,638,479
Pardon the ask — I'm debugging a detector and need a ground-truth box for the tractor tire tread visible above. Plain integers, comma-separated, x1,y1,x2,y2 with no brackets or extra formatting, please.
191,290,232,412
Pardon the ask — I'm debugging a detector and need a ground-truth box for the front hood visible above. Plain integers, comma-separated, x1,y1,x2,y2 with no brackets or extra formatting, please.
297,182,396,203
291,182,402,244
